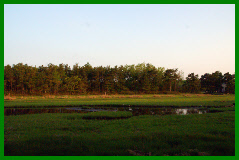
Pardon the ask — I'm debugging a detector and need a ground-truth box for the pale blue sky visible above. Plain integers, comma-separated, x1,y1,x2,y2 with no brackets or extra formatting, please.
4,4,235,78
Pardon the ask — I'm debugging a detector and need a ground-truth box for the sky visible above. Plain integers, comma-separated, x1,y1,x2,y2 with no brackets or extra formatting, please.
4,4,235,78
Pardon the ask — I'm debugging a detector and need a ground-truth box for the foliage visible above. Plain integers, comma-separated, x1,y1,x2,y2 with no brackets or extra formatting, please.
183,73,201,93
4,63,235,95
63,76,86,94
200,71,235,94
223,72,235,94
163,68,180,92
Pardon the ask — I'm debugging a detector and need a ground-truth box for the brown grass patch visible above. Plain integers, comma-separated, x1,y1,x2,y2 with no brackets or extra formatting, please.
77,96,87,99
29,97,36,99
100,95,112,98
4,95,16,100
195,94,209,97
43,95,55,99
89,96,98,99
104,95,128,98
161,95,176,97
182,94,193,97
75,95,99,99
116,95,127,98
153,95,176,98
153,95,162,98
57,95,69,99
128,95,143,98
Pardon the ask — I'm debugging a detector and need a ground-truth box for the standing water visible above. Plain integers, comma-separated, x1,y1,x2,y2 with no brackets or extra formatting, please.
4,107,209,116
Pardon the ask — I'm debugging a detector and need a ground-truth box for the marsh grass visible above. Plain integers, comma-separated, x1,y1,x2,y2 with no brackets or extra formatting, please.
4,94,235,108
4,107,235,156
81,111,133,120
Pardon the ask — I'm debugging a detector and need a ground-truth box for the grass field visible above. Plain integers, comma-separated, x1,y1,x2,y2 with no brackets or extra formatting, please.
81,111,133,120
4,94,235,107
4,94,235,156
4,107,235,156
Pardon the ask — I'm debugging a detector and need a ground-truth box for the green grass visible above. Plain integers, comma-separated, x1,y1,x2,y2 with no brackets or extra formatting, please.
4,94,235,107
4,107,235,156
4,94,235,156
81,111,133,119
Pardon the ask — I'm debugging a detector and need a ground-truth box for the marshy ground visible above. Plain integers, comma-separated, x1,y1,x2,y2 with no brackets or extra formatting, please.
4,94,235,156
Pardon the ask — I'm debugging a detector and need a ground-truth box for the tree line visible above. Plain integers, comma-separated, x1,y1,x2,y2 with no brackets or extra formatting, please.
4,62,235,95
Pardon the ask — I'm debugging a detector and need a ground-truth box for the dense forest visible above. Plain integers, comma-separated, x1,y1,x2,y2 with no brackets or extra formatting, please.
4,62,235,95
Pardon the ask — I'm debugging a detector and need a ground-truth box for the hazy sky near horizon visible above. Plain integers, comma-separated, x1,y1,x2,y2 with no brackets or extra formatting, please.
4,4,235,78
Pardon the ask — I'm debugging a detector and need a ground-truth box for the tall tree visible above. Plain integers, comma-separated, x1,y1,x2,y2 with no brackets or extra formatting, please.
223,72,235,94
200,71,224,94
36,65,49,94
115,65,129,93
24,65,37,94
63,76,85,94
212,71,223,93
4,62,234,95
183,73,201,93
163,69,179,92
57,64,67,94
4,65,15,93
13,63,26,94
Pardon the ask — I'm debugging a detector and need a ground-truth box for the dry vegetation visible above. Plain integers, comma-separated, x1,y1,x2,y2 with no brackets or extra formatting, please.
3,93,229,102
4,95,16,100
153,95,176,98
42,95,56,99
3,94,207,101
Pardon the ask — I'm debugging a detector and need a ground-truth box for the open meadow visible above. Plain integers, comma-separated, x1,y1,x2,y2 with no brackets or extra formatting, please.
4,94,235,156
4,94,235,108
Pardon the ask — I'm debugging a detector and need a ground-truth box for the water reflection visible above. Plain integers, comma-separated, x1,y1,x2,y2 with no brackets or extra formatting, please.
4,108,87,116
4,107,209,116
175,109,207,115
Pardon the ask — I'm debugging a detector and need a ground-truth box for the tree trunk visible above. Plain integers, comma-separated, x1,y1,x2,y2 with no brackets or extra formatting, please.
10,81,12,91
